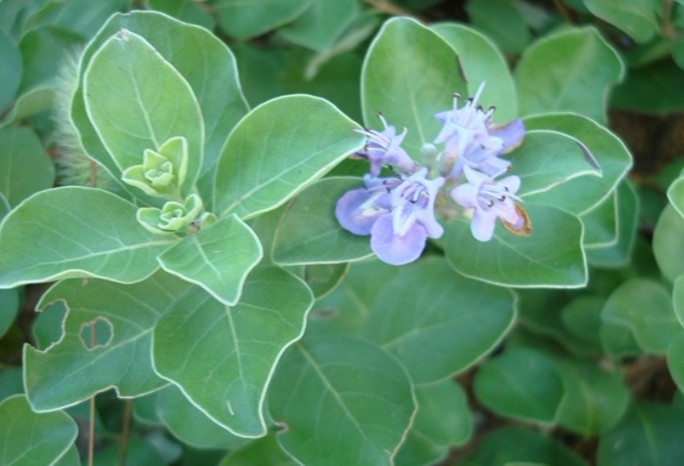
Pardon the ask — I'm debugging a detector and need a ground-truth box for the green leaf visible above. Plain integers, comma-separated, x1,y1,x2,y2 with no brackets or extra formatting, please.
278,0,358,51
668,176,684,218
514,27,624,123
272,177,373,265
460,426,586,466
83,29,203,196
24,272,191,411
307,259,402,337
18,26,82,93
581,190,618,248
144,0,215,30
156,385,247,450
0,31,21,112
555,359,629,435
667,332,684,393
601,278,680,354
361,16,468,162
431,22,518,122
465,0,531,55
298,263,349,298
446,203,587,288
674,275,684,328
523,113,632,215
585,0,659,43
473,346,564,424
269,336,416,466
214,95,364,218
219,435,297,466
0,187,176,287
560,295,605,355
23,0,128,39
653,204,684,282
395,380,472,466
0,394,78,466
0,287,19,339
0,127,55,207
215,0,309,40
597,401,684,465
73,11,249,201
362,258,516,383
0,85,55,126
158,214,262,306
586,180,638,267
514,130,600,199
153,266,313,437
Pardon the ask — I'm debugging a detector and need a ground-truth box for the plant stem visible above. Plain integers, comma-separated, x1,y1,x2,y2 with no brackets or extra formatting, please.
553,0,573,23
119,399,132,466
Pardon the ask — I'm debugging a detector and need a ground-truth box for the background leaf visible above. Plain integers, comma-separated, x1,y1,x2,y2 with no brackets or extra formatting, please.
0,30,21,112
361,257,516,383
272,177,373,265
278,0,358,51
446,203,587,288
269,336,416,466
24,272,190,411
523,113,632,214
514,27,624,123
584,0,659,43
0,395,77,466
0,287,20,339
465,0,531,55
361,16,468,163
653,204,684,282
158,214,262,306
431,22,518,122
214,94,364,218
0,187,176,287
215,0,309,40
0,126,55,207
153,266,313,437
83,29,203,195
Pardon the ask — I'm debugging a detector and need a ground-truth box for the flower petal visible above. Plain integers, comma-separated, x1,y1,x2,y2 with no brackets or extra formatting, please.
489,118,525,153
335,188,386,235
370,214,427,265
470,209,497,242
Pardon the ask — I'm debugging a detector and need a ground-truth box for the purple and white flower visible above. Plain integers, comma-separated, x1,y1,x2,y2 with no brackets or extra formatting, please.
355,114,418,176
336,168,444,265
434,82,524,178
450,165,524,242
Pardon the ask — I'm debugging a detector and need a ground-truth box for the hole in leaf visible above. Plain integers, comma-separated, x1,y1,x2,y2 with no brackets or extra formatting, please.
79,317,113,350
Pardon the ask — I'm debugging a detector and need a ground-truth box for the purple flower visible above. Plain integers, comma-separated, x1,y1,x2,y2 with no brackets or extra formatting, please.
450,165,523,242
434,82,524,178
356,114,418,176
336,168,444,265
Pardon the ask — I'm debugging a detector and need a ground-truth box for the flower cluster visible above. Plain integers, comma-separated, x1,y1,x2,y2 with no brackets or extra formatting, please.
336,82,530,265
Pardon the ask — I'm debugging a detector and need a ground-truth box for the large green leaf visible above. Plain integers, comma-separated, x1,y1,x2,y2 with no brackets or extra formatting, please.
473,346,564,424
554,359,629,435
460,426,586,466
156,385,246,450
0,395,77,466
585,0,659,43
278,0,358,51
24,272,190,411
158,214,262,306
361,16,468,162
597,401,684,466
72,11,249,201
219,435,297,466
269,336,416,466
272,177,373,265
431,22,517,122
215,0,309,40
523,113,632,214
361,258,516,383
601,278,680,354
668,175,684,218
514,130,600,199
0,31,21,112
0,187,176,287
586,180,638,268
152,266,313,437
395,380,472,466
214,94,364,218
83,29,203,196
445,203,587,288
0,126,55,207
653,205,684,282
514,27,624,124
